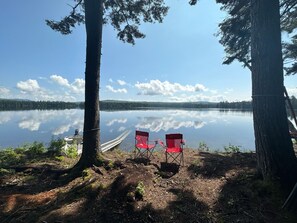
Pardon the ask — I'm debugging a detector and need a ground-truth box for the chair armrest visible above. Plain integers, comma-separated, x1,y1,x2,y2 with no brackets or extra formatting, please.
181,139,186,145
158,139,165,147
148,140,158,145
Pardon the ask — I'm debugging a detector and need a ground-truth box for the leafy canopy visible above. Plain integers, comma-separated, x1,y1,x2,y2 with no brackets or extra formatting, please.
46,0,169,45
190,0,297,75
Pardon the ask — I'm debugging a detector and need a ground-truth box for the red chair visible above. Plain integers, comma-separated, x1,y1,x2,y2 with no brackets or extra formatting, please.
160,133,185,166
134,130,157,160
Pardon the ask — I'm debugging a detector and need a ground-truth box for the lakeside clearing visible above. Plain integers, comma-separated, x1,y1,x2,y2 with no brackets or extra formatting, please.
1,147,297,223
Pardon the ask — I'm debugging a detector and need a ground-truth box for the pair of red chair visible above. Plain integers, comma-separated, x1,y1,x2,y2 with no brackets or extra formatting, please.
134,130,184,165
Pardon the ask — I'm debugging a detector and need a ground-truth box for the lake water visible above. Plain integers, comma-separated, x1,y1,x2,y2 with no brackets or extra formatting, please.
0,109,255,151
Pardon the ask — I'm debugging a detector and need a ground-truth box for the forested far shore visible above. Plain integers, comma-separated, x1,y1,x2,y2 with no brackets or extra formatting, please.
0,97,296,111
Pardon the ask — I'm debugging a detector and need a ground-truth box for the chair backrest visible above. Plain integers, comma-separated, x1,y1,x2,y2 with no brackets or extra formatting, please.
166,133,183,148
135,130,149,145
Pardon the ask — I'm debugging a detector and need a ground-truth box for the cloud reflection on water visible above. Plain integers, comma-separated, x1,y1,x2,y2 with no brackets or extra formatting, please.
135,116,206,132
13,110,84,135
0,109,254,150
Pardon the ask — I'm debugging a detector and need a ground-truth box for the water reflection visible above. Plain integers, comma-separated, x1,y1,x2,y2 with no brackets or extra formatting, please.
0,109,255,151
136,116,206,132
52,124,71,135
0,112,11,124
19,119,41,131
106,118,127,127
12,110,84,135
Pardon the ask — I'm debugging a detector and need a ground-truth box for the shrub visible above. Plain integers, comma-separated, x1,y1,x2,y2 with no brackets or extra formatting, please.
55,156,65,162
0,148,24,167
135,181,145,200
48,138,66,155
65,145,78,159
26,142,46,158
198,141,210,151
224,144,241,153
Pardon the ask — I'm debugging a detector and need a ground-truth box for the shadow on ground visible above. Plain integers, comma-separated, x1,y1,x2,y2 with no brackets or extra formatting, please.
1,151,296,223
188,151,257,178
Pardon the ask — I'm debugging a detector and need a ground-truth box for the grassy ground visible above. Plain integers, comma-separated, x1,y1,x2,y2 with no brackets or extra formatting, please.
0,147,297,223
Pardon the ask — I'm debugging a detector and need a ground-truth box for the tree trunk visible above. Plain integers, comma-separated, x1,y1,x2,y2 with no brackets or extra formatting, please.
251,0,297,187
75,0,103,169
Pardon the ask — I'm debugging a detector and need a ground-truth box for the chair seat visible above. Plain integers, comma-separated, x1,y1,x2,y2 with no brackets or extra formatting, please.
134,130,157,160
166,147,183,153
136,143,156,150
162,133,184,166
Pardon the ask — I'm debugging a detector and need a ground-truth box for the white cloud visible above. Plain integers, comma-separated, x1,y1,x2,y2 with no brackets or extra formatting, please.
0,87,10,95
135,80,208,96
50,75,85,95
16,79,40,92
13,75,85,101
70,78,85,94
117,80,126,86
50,74,70,87
194,84,207,92
109,78,113,83
106,85,127,93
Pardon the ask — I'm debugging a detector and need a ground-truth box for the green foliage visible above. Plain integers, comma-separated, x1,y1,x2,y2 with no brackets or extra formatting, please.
198,141,210,151
65,145,78,159
0,98,83,111
55,156,65,162
25,141,46,158
0,140,80,168
14,147,27,154
0,142,46,167
48,138,66,155
0,99,263,111
190,0,297,75
135,181,145,200
0,168,15,176
0,148,25,167
82,169,92,180
107,160,114,169
224,144,241,153
46,0,169,45
46,10,84,35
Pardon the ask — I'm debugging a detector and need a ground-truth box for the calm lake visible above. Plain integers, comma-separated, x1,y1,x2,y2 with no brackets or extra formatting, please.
0,109,255,151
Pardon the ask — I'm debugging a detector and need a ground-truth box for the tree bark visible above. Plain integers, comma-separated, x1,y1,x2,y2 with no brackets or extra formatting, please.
251,0,297,187
75,0,103,169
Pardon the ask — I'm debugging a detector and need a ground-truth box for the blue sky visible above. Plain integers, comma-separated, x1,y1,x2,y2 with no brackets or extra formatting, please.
0,0,296,102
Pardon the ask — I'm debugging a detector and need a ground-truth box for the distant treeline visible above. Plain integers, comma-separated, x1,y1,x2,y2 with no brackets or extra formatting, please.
0,99,84,111
0,97,296,111
100,100,221,110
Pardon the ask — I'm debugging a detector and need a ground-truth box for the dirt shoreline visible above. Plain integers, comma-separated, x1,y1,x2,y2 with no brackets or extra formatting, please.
1,148,297,223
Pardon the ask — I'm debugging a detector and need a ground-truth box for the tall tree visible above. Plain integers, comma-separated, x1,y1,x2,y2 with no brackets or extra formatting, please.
47,0,168,169
251,0,297,187
79,0,103,169
215,0,297,75
190,0,297,187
